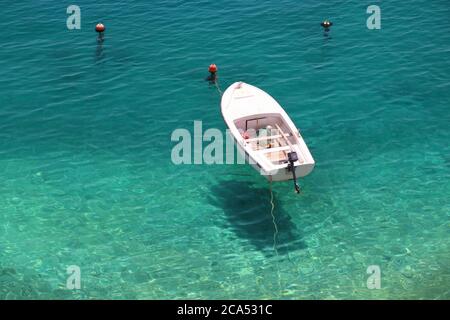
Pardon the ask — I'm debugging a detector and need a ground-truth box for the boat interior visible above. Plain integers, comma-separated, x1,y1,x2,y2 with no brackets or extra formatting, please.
234,114,302,166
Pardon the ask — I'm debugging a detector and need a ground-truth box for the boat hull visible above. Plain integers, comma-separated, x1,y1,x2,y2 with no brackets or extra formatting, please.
222,81,315,183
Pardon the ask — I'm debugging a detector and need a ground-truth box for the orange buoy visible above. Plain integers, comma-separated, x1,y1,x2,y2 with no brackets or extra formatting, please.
208,64,218,73
95,23,105,33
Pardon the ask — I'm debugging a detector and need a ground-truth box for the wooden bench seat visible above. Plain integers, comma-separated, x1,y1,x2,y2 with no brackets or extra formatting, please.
244,133,291,143
259,145,291,154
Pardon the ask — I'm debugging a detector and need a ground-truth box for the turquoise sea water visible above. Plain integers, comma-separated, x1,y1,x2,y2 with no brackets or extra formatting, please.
0,1,449,299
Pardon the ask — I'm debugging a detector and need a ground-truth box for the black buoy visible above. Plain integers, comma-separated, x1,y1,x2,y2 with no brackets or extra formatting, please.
287,152,301,194
321,20,333,32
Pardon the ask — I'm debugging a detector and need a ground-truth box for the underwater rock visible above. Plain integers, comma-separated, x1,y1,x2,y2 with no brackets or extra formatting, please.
300,263,315,275
134,270,151,283
400,265,415,279
120,269,135,282
0,270,39,299
0,267,16,276
51,288,74,299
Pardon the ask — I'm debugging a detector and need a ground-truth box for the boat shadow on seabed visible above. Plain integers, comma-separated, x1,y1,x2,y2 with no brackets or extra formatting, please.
208,180,307,257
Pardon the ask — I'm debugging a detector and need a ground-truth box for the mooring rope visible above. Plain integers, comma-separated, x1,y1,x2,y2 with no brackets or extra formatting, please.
215,81,223,96
269,179,279,257
269,178,283,295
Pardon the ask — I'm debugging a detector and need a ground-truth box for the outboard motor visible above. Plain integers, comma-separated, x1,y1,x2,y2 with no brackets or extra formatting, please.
287,152,301,194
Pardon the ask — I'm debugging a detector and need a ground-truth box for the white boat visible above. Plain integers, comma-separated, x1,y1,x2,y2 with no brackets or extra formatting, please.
221,82,315,192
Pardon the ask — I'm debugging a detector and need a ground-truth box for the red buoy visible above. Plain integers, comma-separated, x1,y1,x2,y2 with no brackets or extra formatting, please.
95,23,105,33
208,64,218,73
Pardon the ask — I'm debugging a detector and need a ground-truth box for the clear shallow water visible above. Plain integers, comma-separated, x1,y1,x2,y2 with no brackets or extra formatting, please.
0,0,449,299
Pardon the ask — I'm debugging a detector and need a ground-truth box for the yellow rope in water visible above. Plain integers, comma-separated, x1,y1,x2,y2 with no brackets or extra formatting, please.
269,180,279,257
269,178,283,295
270,180,300,286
